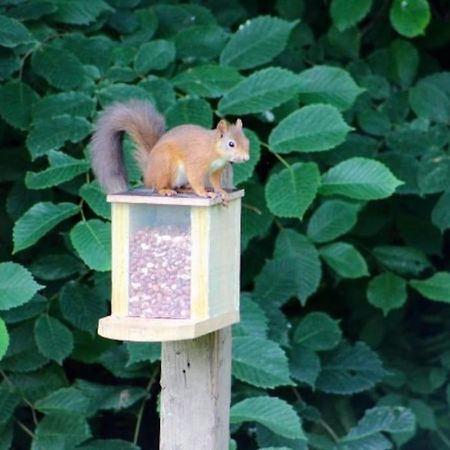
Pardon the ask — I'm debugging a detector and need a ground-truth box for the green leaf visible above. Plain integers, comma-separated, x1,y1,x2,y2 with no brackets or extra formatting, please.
134,40,175,74
297,66,364,110
0,320,9,360
76,379,147,413
7,366,67,403
241,180,273,249
386,122,429,155
316,342,386,394
293,312,342,350
126,342,161,365
232,336,293,388
60,281,108,335
34,387,90,415
70,219,111,271
390,0,431,38
0,14,34,47
307,200,360,243
390,39,419,88
256,426,306,450
417,154,450,195
340,406,416,449
165,97,213,129
31,46,85,90
327,26,360,59
6,182,44,219
139,76,175,112
407,367,446,394
154,4,216,37
0,384,20,424
174,25,229,60
172,64,243,98
218,67,301,115
367,272,407,315
378,152,419,195
80,182,111,220
50,0,112,25
233,295,268,338
259,444,300,450
2,294,47,324
220,16,297,70
265,162,320,219
0,262,42,310
420,72,450,96
0,422,13,449
64,34,113,73
409,81,450,123
25,151,89,190
273,229,322,304
32,412,91,450
30,254,84,281
330,0,373,31
13,202,79,253
97,83,154,107
408,399,436,430
254,258,301,306
78,440,140,450
373,245,430,276
33,92,95,119
432,190,450,231
270,105,352,153
410,272,450,303
357,107,391,136
289,344,321,388
0,81,39,130
1,328,48,373
0,48,20,80
34,315,74,364
320,242,369,278
8,2,57,21
230,396,305,440
320,157,403,200
27,115,91,160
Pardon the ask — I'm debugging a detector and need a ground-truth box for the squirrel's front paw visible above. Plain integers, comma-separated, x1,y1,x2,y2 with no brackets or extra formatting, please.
159,189,177,196
214,190,229,206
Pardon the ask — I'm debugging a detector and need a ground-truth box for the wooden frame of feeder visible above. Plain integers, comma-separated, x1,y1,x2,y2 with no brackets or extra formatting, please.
98,188,244,342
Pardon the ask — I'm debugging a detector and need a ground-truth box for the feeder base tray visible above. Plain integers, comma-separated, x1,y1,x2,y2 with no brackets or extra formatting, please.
98,311,240,342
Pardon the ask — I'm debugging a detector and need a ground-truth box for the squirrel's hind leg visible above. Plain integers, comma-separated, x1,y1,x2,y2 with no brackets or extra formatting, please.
144,143,179,196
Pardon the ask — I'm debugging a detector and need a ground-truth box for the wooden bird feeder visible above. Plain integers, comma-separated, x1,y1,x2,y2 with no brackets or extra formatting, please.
98,188,244,342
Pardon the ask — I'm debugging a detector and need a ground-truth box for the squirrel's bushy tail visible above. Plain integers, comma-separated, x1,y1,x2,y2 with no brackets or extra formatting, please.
91,100,166,194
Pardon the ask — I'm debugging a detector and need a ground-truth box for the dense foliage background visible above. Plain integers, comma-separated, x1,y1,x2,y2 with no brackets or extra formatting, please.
1,0,450,448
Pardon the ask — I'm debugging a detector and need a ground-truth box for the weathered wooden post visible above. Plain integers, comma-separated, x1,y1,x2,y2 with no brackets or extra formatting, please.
98,188,243,449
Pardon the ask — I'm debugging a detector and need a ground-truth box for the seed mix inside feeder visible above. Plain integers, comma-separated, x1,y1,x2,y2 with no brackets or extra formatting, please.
98,188,244,342
129,224,191,319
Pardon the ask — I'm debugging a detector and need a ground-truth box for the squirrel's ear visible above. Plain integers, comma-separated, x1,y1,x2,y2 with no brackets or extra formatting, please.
235,118,243,129
216,119,228,135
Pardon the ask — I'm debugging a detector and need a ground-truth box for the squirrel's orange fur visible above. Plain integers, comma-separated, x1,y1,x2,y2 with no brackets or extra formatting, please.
90,100,249,199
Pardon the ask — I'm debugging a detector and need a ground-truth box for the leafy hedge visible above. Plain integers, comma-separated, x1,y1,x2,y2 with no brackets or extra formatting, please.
0,0,449,449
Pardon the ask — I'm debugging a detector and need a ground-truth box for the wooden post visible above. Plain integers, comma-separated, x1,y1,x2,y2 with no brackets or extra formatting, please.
160,327,232,450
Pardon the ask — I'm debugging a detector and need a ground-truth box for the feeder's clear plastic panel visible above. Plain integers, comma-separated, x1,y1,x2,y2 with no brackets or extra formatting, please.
128,205,191,319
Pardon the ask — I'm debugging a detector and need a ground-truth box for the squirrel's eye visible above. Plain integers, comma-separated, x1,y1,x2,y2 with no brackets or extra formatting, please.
228,140,235,148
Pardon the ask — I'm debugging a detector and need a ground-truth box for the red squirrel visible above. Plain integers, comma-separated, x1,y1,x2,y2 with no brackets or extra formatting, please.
91,100,250,200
